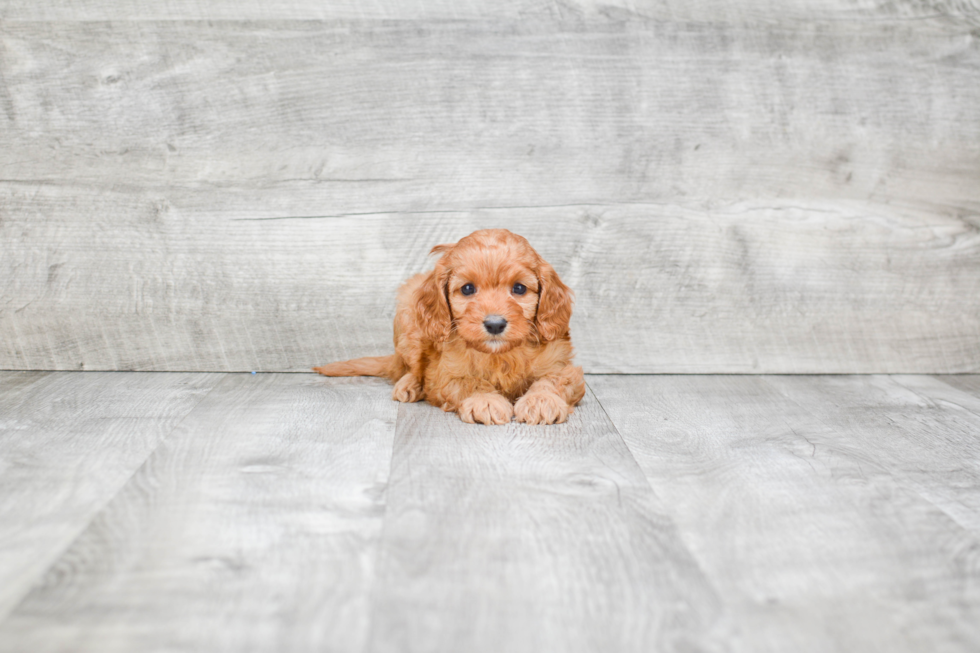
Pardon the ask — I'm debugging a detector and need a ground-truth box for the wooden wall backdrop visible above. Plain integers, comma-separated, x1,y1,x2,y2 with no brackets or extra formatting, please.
1,2,978,373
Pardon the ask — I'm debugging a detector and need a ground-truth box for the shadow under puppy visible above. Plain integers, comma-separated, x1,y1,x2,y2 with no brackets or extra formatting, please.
315,229,585,425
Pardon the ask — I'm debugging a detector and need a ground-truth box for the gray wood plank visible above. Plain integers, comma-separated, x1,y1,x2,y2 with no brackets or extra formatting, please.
0,371,222,622
1,20,975,207
0,371,50,399
2,17,978,374
588,374,980,653
896,375,980,417
0,374,398,653
3,189,977,373
773,375,980,534
1,0,977,23
835,375,980,533
365,386,724,653
934,375,980,398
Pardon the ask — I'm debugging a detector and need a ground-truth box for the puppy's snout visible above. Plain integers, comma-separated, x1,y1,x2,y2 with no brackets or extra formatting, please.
483,315,508,335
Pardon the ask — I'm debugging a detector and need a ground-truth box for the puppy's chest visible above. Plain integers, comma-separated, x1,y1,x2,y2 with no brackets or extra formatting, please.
438,344,541,396
476,356,534,397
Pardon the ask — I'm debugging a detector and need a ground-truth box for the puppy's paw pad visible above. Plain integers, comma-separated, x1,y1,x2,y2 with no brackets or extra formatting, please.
459,393,514,425
392,374,423,403
515,392,569,425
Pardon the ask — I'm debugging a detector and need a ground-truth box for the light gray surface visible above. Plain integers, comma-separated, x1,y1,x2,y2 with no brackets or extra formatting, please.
367,387,722,653
3,19,976,201
1,0,978,23
2,12,978,373
936,375,980,397
775,374,980,534
0,371,221,622
4,196,977,374
588,374,980,652
0,373,397,653
1,372,979,652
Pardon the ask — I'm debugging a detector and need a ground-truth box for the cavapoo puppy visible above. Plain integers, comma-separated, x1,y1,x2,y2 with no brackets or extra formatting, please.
315,229,585,425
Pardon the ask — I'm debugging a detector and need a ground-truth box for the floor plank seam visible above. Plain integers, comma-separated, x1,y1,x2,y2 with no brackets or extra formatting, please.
358,401,403,653
584,376,727,580
3,374,979,650
583,377,659,496
0,372,230,628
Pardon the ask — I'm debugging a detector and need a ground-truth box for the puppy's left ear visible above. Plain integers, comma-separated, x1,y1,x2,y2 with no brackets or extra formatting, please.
535,261,573,341
429,243,456,257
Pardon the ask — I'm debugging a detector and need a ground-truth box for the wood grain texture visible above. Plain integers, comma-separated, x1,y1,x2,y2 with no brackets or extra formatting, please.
1,16,978,373
366,386,724,653
0,374,398,653
776,374,980,533
0,371,221,621
1,0,977,24
3,193,978,373
2,20,976,205
588,374,980,653
2,371,980,650
934,375,980,398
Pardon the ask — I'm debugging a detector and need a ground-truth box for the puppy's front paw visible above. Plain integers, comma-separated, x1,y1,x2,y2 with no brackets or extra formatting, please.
515,392,569,425
458,393,514,425
392,374,423,403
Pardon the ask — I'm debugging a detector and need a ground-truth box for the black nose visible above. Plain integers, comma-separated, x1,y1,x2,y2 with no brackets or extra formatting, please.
483,315,508,335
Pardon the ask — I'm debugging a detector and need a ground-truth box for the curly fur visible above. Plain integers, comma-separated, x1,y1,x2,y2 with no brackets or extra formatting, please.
314,229,585,425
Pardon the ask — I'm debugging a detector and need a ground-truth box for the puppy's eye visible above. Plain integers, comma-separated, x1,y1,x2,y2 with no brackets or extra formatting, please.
512,283,527,296
461,283,476,296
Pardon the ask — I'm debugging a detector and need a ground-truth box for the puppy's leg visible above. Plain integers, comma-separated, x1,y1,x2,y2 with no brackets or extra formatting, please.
458,392,514,425
392,373,424,403
515,365,584,425
429,377,514,425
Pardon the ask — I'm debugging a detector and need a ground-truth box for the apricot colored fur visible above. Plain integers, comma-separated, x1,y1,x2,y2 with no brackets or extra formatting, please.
314,229,585,425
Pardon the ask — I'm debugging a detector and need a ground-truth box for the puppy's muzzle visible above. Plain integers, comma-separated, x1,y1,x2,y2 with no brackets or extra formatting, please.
483,315,508,335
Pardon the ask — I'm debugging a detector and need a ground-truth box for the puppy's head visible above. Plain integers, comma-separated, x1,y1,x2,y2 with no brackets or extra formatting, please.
416,229,572,353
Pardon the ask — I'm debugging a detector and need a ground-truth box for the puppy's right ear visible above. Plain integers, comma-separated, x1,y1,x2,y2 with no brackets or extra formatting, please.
414,245,453,341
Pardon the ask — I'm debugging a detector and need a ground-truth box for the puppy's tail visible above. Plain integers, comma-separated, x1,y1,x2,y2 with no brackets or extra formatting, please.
313,355,396,378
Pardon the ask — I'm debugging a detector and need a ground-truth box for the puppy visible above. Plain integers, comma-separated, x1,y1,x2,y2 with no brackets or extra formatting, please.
315,229,585,425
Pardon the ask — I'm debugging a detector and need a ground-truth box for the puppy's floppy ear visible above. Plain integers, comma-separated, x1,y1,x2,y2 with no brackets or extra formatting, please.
428,242,455,257
415,244,454,341
535,260,573,341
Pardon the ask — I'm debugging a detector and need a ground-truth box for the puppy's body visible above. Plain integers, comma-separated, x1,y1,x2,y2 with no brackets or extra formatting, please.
316,229,584,425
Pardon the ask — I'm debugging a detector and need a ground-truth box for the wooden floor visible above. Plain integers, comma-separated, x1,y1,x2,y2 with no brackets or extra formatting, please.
1,372,978,652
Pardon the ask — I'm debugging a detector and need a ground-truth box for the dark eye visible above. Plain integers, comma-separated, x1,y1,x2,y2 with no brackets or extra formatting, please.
512,283,527,295
461,283,476,296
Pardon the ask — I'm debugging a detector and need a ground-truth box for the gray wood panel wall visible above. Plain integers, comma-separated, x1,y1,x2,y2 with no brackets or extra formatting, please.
2,2,978,372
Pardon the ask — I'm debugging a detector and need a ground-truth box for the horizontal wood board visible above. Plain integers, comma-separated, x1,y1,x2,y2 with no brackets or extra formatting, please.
0,374,398,653
1,15,978,373
1,0,979,23
2,20,977,204
588,374,980,652
2,193,978,373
